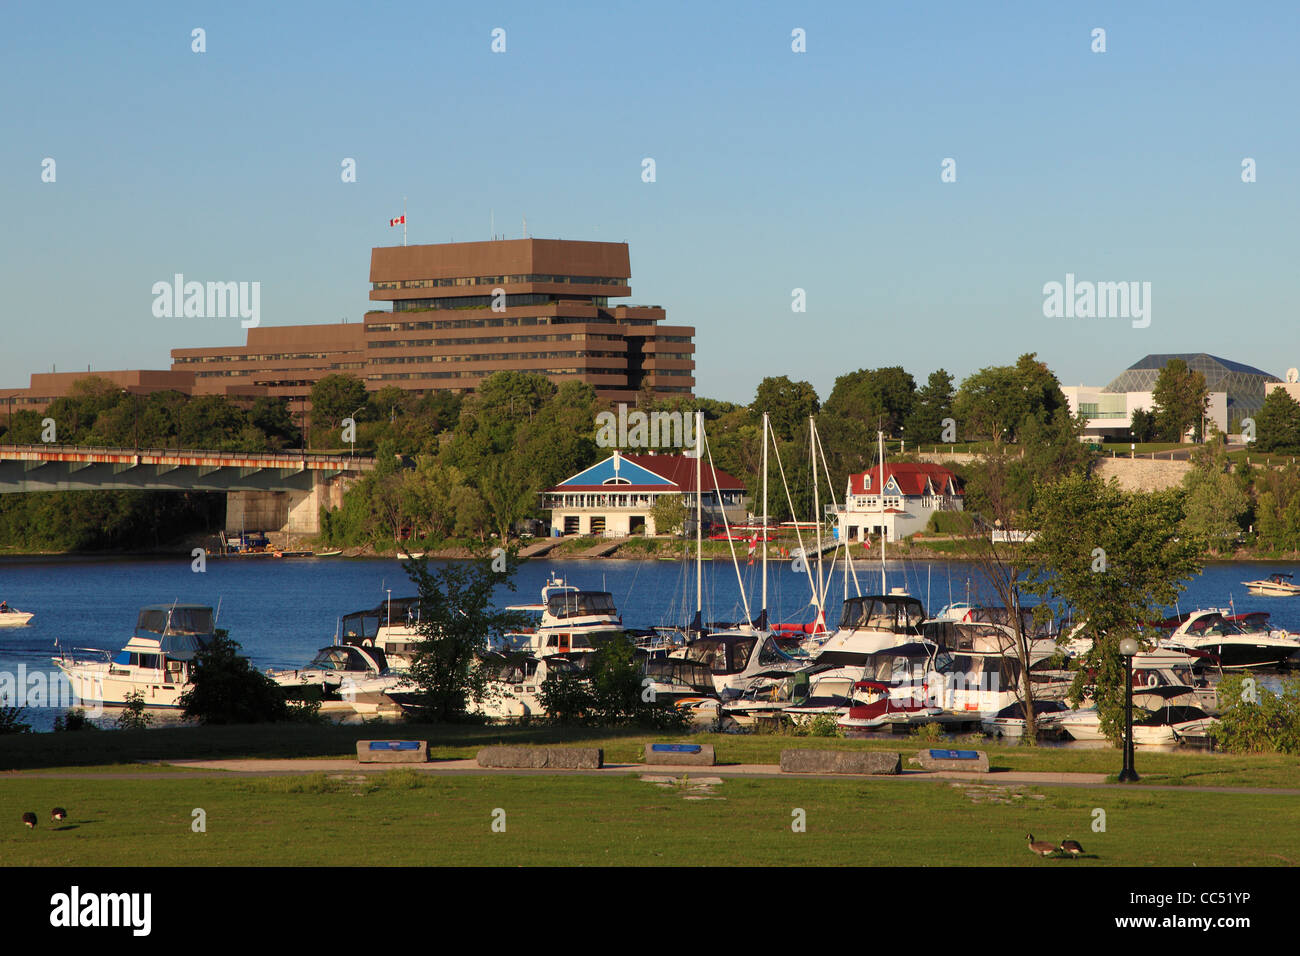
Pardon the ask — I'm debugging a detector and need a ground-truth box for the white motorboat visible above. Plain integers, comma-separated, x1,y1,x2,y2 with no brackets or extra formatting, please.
1158,608,1300,669
0,603,33,627
1058,697,1216,745
503,574,624,658
338,596,423,668
980,700,1072,738
1243,572,1300,597
837,680,943,730
812,592,929,674
54,604,216,708
267,643,395,699
672,629,805,698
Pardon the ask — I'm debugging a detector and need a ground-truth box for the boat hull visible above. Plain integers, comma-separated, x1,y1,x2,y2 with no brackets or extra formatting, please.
55,662,188,708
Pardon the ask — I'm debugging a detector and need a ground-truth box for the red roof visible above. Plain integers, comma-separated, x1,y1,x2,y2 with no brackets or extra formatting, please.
847,463,963,497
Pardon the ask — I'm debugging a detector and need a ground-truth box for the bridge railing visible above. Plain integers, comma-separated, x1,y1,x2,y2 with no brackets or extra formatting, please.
0,442,376,468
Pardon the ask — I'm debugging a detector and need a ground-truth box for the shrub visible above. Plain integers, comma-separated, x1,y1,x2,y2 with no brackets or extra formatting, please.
115,691,153,730
1209,673,1300,754
0,706,32,735
53,709,97,732
540,641,690,731
179,633,289,725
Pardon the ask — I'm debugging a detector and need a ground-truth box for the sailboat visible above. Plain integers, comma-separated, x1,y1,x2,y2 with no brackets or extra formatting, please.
811,430,930,675
670,412,805,702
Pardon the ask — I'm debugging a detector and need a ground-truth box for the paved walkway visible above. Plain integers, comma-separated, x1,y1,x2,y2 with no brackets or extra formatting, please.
7,759,1298,796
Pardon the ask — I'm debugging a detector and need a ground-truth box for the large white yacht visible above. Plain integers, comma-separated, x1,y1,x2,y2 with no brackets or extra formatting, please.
1158,608,1300,669
55,604,216,708
504,574,624,658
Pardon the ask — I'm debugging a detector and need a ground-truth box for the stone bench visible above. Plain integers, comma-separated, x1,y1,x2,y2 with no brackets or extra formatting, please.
779,749,901,775
357,740,428,763
644,742,716,766
476,746,604,770
914,748,990,773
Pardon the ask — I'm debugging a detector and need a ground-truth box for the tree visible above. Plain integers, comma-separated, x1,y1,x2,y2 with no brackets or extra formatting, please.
903,369,955,444
403,553,525,722
1151,359,1209,442
1021,474,1202,743
179,633,289,724
953,353,1066,444
310,373,368,429
1128,407,1158,443
1181,426,1250,551
651,494,687,536
1254,389,1300,454
752,376,819,443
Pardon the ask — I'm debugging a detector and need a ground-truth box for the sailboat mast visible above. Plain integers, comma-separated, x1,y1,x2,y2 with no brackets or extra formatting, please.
762,412,769,620
695,410,703,620
879,429,886,593
812,417,823,605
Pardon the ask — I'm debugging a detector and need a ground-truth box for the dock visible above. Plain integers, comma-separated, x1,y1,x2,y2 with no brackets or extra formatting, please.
518,537,564,558
581,536,633,558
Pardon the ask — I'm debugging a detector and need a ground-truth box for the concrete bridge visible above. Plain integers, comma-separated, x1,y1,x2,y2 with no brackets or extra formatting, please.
0,444,376,533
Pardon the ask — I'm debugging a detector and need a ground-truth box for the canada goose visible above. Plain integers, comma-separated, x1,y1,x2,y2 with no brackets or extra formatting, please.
51,808,67,823
22,812,37,829
1026,833,1060,857
1061,838,1084,857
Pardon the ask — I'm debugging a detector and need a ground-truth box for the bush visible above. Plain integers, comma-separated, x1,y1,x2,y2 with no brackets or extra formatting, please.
540,641,690,731
53,709,97,732
925,511,975,534
178,634,290,725
1209,673,1300,754
115,691,153,730
0,706,32,735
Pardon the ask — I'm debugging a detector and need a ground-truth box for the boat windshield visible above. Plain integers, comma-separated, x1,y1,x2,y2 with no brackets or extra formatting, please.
137,606,213,635
547,591,617,619
839,597,925,633
1186,615,1242,637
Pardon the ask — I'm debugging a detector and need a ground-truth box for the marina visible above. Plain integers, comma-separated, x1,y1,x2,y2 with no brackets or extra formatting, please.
3,554,1297,733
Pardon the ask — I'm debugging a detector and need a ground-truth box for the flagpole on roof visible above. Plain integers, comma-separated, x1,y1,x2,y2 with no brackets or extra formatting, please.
403,197,407,247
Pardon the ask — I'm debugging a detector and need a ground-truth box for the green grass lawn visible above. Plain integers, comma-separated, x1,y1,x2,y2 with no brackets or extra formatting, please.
4,723,1299,788
2,770,1296,866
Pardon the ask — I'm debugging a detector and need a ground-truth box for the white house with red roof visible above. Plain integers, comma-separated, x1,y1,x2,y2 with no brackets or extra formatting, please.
834,462,964,543
543,451,747,537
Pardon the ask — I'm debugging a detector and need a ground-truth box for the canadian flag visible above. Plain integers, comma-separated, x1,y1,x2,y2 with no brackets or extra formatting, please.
389,215,406,227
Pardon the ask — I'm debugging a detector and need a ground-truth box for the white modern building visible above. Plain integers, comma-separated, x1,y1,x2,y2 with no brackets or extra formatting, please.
832,463,964,543
1061,385,1227,440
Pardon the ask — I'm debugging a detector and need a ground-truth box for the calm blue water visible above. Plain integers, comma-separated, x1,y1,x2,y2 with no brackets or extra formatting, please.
2,554,1297,730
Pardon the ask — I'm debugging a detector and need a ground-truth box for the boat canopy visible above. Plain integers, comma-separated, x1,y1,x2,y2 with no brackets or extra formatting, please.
838,596,926,633
546,591,617,620
342,597,421,641
134,604,214,660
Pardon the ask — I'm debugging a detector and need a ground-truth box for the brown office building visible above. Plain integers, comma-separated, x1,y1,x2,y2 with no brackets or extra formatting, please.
2,238,693,414
364,238,694,403
172,323,367,406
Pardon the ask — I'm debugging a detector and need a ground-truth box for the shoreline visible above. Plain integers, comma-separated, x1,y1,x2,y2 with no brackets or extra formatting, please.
3,540,1300,565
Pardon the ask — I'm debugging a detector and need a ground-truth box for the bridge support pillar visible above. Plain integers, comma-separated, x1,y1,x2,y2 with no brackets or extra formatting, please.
227,474,345,536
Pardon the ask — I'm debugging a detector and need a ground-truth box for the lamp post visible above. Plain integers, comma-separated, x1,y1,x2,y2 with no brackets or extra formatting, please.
348,404,366,458
1118,637,1140,782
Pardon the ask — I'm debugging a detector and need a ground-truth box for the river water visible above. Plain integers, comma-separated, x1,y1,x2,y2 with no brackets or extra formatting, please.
2,553,1297,731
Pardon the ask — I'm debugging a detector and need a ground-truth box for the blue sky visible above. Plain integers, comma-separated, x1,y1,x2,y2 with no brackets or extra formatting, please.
2,1,1297,404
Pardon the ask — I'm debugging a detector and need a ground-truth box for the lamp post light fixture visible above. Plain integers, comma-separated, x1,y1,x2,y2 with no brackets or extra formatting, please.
1118,637,1140,782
